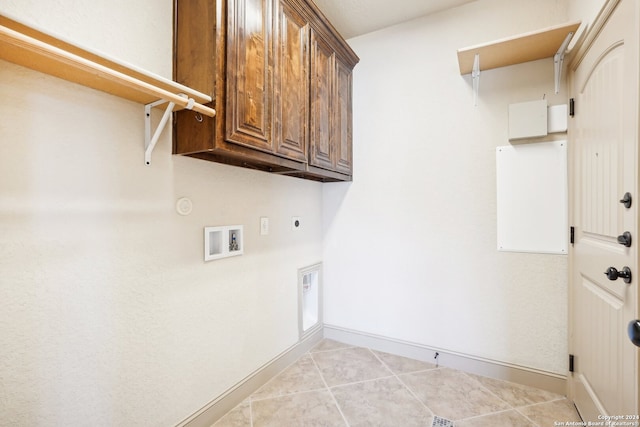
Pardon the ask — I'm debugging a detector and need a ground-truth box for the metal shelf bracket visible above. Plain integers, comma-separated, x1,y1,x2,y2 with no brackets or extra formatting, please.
554,31,574,94
144,94,194,165
472,54,480,106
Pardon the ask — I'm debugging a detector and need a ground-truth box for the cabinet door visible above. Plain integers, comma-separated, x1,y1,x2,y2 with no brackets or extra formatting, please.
226,0,273,152
273,0,309,161
309,30,334,170
333,57,353,174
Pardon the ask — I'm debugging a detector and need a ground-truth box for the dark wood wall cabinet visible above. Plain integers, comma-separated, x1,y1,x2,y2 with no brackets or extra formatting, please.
174,0,359,182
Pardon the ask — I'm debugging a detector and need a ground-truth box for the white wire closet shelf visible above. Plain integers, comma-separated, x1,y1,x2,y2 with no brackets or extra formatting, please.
0,13,216,165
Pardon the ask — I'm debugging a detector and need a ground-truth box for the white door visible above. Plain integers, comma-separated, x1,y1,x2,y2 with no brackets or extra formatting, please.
569,0,638,421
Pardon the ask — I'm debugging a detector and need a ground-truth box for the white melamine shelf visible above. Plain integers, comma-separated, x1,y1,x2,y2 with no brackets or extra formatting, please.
0,14,216,164
457,21,581,75
457,21,581,100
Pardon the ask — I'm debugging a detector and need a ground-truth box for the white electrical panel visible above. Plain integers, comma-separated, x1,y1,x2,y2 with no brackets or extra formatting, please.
508,100,548,140
204,225,243,261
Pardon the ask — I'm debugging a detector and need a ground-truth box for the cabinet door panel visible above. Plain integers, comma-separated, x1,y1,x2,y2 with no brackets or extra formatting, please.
273,0,309,161
309,30,334,170
226,0,273,151
333,57,353,174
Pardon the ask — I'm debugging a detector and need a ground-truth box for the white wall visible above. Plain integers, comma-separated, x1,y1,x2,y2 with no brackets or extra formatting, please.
323,0,572,375
568,0,607,33
0,1,322,425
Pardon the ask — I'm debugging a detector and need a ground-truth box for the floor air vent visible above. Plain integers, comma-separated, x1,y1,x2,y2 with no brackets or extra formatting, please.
432,416,455,427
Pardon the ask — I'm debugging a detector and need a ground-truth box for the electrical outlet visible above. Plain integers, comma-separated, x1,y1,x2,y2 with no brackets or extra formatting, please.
292,216,301,231
260,217,269,235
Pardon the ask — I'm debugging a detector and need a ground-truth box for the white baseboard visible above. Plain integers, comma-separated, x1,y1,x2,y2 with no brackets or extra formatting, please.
178,328,323,427
179,324,567,426
323,324,567,396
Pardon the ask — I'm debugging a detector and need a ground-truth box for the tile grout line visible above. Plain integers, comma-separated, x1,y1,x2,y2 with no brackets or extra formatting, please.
517,396,571,408
367,348,439,423
309,351,351,427
514,407,543,427
249,386,333,402
308,344,357,355
247,352,313,402
455,369,546,424
246,348,339,424
456,407,520,423
458,370,569,427
459,370,514,408
513,396,574,427
328,373,398,389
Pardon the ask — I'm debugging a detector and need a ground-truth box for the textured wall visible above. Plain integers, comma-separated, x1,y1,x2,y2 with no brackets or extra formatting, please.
568,0,607,35
0,1,322,425
323,0,571,375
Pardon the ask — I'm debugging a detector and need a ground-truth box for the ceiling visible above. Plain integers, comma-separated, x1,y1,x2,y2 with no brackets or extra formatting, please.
312,0,477,39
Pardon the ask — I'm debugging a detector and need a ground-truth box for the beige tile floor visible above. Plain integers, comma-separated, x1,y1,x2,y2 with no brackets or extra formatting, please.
213,339,582,427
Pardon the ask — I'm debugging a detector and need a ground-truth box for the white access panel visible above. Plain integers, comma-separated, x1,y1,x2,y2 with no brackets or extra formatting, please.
496,140,568,254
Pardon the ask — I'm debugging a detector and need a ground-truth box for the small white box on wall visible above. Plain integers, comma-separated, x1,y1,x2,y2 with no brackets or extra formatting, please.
508,100,548,140
547,104,568,133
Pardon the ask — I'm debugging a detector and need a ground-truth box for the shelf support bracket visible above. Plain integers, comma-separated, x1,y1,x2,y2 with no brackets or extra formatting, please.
472,54,480,106
144,94,194,165
554,32,574,94
145,100,175,165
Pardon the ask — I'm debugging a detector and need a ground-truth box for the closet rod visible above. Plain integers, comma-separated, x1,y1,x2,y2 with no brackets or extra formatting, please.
0,24,215,118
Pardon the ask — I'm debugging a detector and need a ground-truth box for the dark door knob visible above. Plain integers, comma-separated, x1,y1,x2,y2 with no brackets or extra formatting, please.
617,231,632,247
620,192,632,208
629,320,640,347
604,266,632,284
